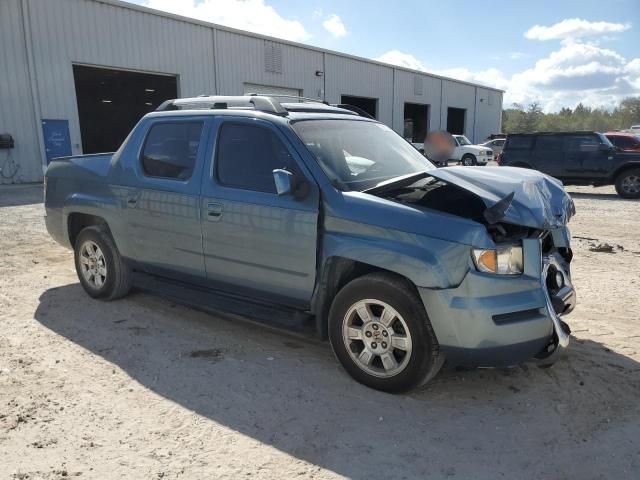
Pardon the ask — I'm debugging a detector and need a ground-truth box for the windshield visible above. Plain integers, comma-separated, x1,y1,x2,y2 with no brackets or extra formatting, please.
454,135,472,146
292,119,435,191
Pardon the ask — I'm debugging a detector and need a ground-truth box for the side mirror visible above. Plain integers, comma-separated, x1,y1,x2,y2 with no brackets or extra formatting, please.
273,169,293,196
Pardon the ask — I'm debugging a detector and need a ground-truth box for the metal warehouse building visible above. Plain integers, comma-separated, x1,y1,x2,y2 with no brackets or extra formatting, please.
0,0,503,184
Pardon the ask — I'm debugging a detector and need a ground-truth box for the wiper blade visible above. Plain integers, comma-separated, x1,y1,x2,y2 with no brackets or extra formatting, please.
362,171,432,195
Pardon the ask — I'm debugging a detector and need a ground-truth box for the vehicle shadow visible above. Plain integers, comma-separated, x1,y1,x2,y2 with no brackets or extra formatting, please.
0,184,43,207
34,283,640,478
566,191,631,202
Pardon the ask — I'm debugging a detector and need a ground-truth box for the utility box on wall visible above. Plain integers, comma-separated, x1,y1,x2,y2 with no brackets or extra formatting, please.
41,119,72,164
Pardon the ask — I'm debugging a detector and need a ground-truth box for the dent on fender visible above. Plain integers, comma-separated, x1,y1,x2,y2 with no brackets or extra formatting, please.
322,216,472,289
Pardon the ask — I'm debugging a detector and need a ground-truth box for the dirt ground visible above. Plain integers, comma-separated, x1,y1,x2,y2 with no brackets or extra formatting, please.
0,183,638,480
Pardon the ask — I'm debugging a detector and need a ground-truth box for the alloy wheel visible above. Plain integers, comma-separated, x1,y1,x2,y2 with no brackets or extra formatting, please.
342,299,413,378
79,240,107,289
621,175,640,194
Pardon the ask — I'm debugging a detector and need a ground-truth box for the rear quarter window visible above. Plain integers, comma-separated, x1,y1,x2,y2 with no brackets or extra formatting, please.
535,135,564,151
505,136,533,149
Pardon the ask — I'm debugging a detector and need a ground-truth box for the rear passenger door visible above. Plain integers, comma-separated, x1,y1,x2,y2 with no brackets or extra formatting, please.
533,135,565,178
200,118,320,307
565,134,607,176
124,119,209,281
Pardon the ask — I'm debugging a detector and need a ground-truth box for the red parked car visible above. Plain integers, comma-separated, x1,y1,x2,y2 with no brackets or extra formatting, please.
605,132,640,152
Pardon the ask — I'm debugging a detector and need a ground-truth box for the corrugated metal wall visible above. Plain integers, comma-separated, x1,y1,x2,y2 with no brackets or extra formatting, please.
0,0,503,184
26,0,216,164
441,79,477,139
474,88,504,142
215,30,324,98
0,0,42,184
392,70,443,134
324,54,394,126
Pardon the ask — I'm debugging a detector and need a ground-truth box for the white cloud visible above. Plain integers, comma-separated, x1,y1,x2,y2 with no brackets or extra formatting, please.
525,18,630,42
142,0,310,41
507,41,639,110
374,43,640,113
323,14,347,38
374,50,509,89
375,50,428,72
509,52,527,60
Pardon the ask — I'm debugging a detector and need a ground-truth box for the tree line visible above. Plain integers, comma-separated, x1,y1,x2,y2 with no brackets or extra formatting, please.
501,96,640,134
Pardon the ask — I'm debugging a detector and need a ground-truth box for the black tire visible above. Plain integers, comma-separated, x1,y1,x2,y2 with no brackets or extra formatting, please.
328,273,443,392
461,154,476,166
74,225,132,300
614,168,640,199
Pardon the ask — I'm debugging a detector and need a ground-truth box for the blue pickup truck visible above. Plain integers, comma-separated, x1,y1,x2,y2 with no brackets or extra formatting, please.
44,95,576,392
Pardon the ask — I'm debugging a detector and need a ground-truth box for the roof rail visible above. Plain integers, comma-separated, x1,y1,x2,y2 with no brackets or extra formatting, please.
246,92,329,105
156,95,288,116
333,104,375,119
155,95,373,119
507,130,597,136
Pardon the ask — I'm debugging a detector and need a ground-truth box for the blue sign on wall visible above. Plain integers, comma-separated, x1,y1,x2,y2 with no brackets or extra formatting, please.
42,119,72,164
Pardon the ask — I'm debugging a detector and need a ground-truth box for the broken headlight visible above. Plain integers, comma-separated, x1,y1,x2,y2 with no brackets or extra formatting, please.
472,243,523,275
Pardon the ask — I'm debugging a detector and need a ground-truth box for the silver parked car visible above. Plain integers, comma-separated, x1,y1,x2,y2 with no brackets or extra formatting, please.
482,138,506,157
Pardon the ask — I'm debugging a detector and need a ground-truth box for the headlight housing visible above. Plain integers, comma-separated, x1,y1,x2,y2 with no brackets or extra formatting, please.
472,243,523,275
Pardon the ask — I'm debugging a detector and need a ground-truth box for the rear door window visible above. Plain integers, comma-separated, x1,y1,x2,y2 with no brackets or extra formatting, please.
215,123,294,193
141,122,203,180
566,135,600,152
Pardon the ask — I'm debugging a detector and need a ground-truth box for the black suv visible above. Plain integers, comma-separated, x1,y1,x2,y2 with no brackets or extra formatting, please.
499,131,640,198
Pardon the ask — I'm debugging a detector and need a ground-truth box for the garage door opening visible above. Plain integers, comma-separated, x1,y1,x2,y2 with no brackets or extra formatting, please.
446,107,466,135
73,65,177,154
340,95,378,119
403,103,429,142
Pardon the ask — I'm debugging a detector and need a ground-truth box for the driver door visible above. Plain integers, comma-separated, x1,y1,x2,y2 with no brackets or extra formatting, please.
200,118,320,307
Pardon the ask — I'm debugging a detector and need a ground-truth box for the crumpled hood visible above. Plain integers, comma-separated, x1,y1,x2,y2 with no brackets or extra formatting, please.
428,166,575,229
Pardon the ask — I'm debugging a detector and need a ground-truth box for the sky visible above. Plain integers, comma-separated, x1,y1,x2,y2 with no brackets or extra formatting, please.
125,0,640,112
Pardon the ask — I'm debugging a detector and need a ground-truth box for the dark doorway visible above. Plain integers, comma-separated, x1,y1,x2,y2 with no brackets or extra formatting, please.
73,65,178,154
340,95,377,119
403,103,429,142
446,107,466,135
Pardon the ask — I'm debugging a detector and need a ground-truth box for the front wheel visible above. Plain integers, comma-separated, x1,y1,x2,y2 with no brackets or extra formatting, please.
615,168,640,199
74,225,132,300
461,154,476,166
328,273,443,392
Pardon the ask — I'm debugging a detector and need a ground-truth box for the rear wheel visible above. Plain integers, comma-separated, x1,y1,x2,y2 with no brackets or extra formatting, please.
461,154,476,166
615,168,640,199
74,226,132,300
328,273,443,392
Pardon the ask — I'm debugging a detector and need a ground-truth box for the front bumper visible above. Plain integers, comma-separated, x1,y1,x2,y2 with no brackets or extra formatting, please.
476,154,493,165
419,237,574,367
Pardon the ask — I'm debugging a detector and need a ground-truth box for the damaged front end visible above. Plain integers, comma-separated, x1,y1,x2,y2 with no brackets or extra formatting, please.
366,166,576,366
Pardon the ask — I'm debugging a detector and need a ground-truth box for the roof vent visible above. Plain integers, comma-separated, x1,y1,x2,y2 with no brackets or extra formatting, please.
413,75,423,96
265,41,283,74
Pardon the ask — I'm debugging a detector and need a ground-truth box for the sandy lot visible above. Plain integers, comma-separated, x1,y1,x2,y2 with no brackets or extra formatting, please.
0,184,638,480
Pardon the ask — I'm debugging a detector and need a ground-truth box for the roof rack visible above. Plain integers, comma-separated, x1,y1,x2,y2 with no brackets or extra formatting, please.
156,95,288,115
156,95,370,119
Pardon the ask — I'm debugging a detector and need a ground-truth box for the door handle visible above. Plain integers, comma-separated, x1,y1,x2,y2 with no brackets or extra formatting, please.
126,192,139,206
206,202,223,221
